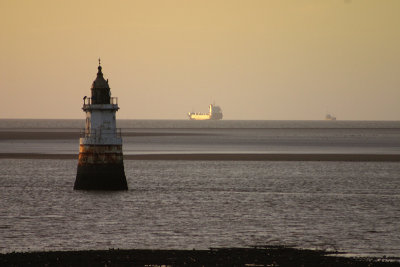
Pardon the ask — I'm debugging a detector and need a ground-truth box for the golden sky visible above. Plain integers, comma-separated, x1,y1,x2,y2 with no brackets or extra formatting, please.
1,0,399,120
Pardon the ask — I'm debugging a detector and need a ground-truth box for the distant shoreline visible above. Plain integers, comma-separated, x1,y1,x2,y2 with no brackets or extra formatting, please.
0,153,398,161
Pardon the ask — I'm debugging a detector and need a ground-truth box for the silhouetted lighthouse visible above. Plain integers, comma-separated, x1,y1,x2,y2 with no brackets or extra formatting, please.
74,60,128,190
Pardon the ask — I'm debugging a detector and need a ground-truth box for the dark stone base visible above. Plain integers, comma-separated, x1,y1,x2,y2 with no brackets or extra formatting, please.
74,163,128,190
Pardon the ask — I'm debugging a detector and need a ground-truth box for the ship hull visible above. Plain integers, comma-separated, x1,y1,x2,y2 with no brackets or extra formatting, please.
188,114,223,120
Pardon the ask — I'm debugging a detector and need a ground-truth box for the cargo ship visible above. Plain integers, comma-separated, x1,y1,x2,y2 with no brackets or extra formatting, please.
188,104,223,120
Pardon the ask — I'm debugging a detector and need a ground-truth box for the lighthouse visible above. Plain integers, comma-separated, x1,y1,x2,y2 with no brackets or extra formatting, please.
74,60,128,190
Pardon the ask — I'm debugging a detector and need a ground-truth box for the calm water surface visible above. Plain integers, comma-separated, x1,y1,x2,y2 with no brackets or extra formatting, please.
1,159,399,258
1,120,400,258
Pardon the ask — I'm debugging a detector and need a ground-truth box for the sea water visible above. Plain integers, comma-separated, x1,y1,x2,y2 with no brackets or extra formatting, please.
0,120,399,258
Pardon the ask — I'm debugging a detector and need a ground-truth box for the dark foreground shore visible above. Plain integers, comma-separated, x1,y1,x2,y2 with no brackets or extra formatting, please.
0,152,399,162
1,247,399,267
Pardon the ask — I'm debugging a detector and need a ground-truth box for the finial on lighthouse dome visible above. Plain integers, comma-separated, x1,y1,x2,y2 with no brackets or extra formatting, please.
98,58,102,72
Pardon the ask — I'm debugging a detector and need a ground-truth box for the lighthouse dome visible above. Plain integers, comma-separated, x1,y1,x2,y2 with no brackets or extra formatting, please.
92,66,110,89
91,63,111,104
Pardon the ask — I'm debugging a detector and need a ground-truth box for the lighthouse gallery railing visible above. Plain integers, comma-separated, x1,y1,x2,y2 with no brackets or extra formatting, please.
82,97,118,108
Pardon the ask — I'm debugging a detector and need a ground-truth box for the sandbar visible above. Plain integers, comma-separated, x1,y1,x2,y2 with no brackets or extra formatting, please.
0,153,398,161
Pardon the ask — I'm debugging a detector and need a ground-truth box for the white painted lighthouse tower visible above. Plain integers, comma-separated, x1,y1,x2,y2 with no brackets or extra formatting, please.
74,60,128,190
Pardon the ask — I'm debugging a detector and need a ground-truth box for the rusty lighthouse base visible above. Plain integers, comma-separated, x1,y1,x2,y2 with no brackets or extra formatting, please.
74,145,128,190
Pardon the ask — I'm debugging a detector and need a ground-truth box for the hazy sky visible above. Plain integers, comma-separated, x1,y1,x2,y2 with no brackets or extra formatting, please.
1,0,399,120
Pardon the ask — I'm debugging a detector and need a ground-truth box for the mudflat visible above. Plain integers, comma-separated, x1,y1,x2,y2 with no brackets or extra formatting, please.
0,131,207,140
0,152,398,161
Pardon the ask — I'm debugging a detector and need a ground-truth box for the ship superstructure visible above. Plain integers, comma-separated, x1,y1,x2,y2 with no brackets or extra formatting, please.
188,104,223,120
325,114,337,121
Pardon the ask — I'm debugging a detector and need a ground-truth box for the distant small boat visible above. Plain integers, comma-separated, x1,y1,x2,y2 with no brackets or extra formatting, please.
325,114,336,121
188,104,223,120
